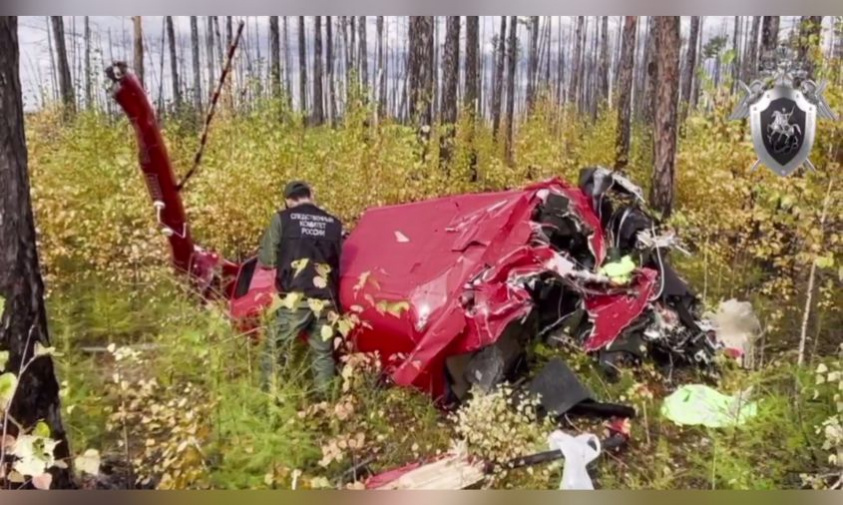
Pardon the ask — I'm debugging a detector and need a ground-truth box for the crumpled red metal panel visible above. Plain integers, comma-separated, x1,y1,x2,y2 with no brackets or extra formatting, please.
583,269,658,352
339,178,606,398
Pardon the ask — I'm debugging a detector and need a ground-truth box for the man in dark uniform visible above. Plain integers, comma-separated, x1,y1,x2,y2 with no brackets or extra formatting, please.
258,181,343,394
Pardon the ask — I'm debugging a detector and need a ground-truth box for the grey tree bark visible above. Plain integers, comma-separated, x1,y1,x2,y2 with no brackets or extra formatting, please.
571,16,584,110
408,17,435,152
439,16,460,168
298,16,308,118
51,16,75,117
166,16,182,110
492,16,506,141
0,17,74,489
269,16,281,100
599,16,610,105
190,16,202,112
527,16,539,112
205,17,215,99
313,16,324,125
505,15,517,164
681,16,700,109
615,16,637,170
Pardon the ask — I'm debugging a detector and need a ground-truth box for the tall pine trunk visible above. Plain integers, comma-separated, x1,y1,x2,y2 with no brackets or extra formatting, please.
599,16,610,105
51,16,75,116
269,16,281,100
743,16,761,81
205,17,215,100
190,16,202,113
166,16,182,110
615,16,637,170
377,16,386,119
505,15,517,164
681,16,700,109
465,16,479,180
358,17,369,96
571,16,584,110
283,17,293,110
651,16,680,217
327,16,337,124
84,16,92,108
0,17,74,489
642,18,657,124
313,16,324,125
761,16,780,64
492,16,506,141
298,16,308,119
527,16,539,112
439,16,460,169
408,17,435,155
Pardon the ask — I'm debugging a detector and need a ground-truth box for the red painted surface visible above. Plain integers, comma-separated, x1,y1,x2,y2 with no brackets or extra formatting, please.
111,65,660,400
338,180,606,398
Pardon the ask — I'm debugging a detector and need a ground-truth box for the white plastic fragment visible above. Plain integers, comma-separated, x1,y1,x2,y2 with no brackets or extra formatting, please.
547,430,601,490
395,230,410,243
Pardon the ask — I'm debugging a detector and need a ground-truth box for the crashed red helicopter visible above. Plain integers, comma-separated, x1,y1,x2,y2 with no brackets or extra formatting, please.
107,63,739,403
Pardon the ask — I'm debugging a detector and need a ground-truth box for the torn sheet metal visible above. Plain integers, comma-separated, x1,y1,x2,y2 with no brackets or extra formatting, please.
339,179,605,398
583,269,658,352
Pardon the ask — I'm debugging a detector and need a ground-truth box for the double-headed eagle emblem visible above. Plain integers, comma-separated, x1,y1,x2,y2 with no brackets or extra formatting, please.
730,51,837,177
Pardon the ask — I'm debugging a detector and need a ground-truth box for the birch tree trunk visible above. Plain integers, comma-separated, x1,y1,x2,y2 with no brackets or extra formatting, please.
190,16,202,112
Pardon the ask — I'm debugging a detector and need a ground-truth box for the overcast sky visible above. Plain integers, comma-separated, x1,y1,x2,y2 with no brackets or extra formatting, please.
16,16,825,111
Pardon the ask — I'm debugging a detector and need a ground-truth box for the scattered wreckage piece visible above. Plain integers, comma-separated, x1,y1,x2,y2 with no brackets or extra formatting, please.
661,384,758,428
361,428,630,490
109,64,744,404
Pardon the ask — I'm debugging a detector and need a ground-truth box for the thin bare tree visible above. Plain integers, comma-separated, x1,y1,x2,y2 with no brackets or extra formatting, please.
327,16,337,123
492,16,506,140
205,17,215,100
269,16,281,100
84,16,92,108
505,15,517,164
599,16,610,105
571,16,584,109
527,16,539,112
313,16,325,125
190,16,202,112
166,16,182,110
615,16,637,170
298,16,308,118
51,16,75,116
377,16,386,119
681,16,700,111
439,16,460,168
358,16,369,96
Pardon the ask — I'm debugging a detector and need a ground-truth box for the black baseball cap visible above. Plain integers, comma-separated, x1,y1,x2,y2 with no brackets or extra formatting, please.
283,181,312,199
